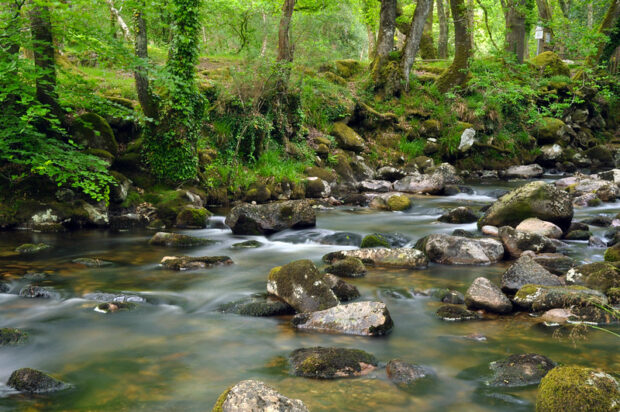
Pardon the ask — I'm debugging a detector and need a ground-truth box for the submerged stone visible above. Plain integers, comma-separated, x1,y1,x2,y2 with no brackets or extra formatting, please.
386,360,435,385
15,243,52,255
160,255,233,271
292,301,393,336
436,305,481,321
72,258,114,268
218,294,294,317
488,353,555,387
7,368,70,393
230,240,263,249
0,328,29,346
288,347,378,379
149,232,216,247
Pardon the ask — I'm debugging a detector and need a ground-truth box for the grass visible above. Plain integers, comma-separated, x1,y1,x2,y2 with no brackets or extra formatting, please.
399,137,425,159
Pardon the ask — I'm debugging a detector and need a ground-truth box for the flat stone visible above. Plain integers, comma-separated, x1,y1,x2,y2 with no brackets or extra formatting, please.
289,347,378,379
386,360,435,384
322,248,428,269
160,256,233,271
501,255,563,293
292,301,393,336
488,353,555,387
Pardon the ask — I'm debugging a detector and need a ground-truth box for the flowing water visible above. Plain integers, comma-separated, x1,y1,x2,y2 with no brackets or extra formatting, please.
0,179,618,411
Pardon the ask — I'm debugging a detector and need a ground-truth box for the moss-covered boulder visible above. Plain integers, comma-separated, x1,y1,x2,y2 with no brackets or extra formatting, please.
438,206,479,224
305,166,337,183
7,368,70,393
536,366,619,412
218,293,294,317
225,200,316,236
305,177,331,198
335,59,361,78
0,328,29,346
175,206,210,229
534,117,566,145
267,259,338,313
149,232,216,247
567,262,620,293
289,347,377,379
244,183,271,203
586,145,615,168
436,304,481,321
488,353,556,387
479,181,573,231
324,256,366,278
212,380,308,412
529,52,570,78
160,255,233,270
513,284,608,311
387,194,411,211
421,119,441,138
332,122,365,153
15,243,52,255
324,274,360,302
72,112,118,156
361,233,390,248
323,71,348,86
604,243,620,262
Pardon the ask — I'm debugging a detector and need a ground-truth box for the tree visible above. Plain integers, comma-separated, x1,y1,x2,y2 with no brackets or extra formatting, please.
437,0,449,58
419,0,438,59
402,0,433,87
589,0,620,65
435,0,472,92
277,0,296,63
133,0,158,120
501,0,531,63
371,0,397,92
535,0,553,52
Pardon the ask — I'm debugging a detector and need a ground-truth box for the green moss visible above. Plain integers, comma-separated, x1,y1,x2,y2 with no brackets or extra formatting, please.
305,167,336,183
72,112,118,156
361,234,390,248
125,138,143,154
176,207,210,228
324,257,366,278
323,71,347,86
535,117,566,144
604,244,620,262
152,190,192,226
577,262,620,293
607,287,620,304
387,195,412,211
211,387,231,412
334,59,361,78
529,52,571,77
536,366,620,412
332,122,365,152
0,328,29,345
15,243,52,254
84,148,115,161
120,190,143,208
289,347,378,379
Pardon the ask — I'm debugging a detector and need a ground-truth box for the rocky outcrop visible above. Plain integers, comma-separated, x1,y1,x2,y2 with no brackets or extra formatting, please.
323,248,428,269
498,226,556,258
479,181,573,231
465,277,512,314
160,256,233,271
292,301,393,336
288,347,377,379
213,380,309,412
501,255,562,293
417,234,504,265
488,353,555,387
225,200,316,235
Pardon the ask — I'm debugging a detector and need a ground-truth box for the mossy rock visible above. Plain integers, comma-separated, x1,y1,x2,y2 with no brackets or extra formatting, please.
244,183,271,203
7,368,70,393
361,234,390,248
513,284,608,311
212,386,232,412
604,243,620,262
534,117,566,144
332,122,365,152
125,138,143,154
335,59,361,78
529,52,570,78
0,328,29,346
72,112,118,156
607,287,620,304
573,262,620,292
153,190,194,227
149,232,215,247
421,119,441,138
218,294,294,317
175,206,210,229
305,166,337,183
324,257,366,278
106,96,135,110
436,304,481,321
15,243,52,255
231,240,263,249
289,347,378,379
323,71,347,86
84,148,115,162
585,145,614,167
387,195,411,211
536,366,620,412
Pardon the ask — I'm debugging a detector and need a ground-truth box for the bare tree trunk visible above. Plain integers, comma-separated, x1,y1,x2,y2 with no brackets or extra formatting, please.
558,0,571,18
29,4,64,124
502,0,528,63
420,0,437,59
588,0,620,65
437,0,448,58
260,11,268,57
277,0,295,63
467,0,474,49
133,2,158,120
105,0,130,40
536,0,553,52
375,0,397,63
402,0,433,88
367,24,377,59
587,1,593,28
435,0,472,92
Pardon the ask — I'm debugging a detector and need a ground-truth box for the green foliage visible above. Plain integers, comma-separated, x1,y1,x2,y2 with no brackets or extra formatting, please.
300,75,352,131
399,138,425,158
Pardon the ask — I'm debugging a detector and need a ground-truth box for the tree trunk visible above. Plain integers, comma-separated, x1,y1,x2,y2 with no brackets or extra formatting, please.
420,0,437,59
260,11,268,57
371,0,398,94
535,0,554,52
589,0,620,65
402,0,433,88
29,4,64,124
133,3,158,120
435,0,472,92
367,25,377,59
277,0,295,63
558,0,571,19
105,0,131,40
437,0,448,58
503,0,528,63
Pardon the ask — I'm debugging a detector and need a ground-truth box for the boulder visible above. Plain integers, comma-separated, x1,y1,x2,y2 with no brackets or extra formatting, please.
72,112,118,156
320,232,362,247
481,225,499,237
7,368,70,393
393,172,444,195
360,233,390,248
565,262,620,293
438,207,479,224
160,256,233,271
175,206,210,228
292,301,393,336
536,366,620,412
530,52,570,77
501,164,544,179
149,232,215,247
581,215,613,227
358,180,392,193
225,200,316,235
386,360,435,385
436,304,481,321
427,288,465,304
498,226,556,258
563,229,592,240
513,285,608,311
479,181,573,231
305,177,331,198
288,347,377,379
534,117,566,144
0,328,28,346
267,260,339,313
589,236,607,248
604,243,620,262
465,277,513,314
218,294,294,317
417,234,504,265
377,167,406,181
332,122,365,152
531,253,576,275
386,194,411,211
213,380,309,412
15,243,52,255
501,255,562,293
458,128,477,152
488,353,555,387
323,274,360,302
324,257,366,278
323,248,428,269
515,218,563,239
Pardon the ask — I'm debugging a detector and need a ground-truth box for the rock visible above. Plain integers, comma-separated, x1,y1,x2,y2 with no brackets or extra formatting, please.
15,243,52,255
531,253,576,275
82,202,109,226
288,347,377,379
458,128,477,152
438,207,479,224
160,256,233,271
501,255,562,293
292,301,393,336
0,282,9,293
465,277,513,314
377,167,405,181
324,257,366,278
386,360,435,385
530,52,570,77
218,294,294,317
566,262,620,293
536,366,620,412
586,145,615,168
360,233,390,248
417,234,504,265
0,328,28,346
452,229,475,238
323,248,428,269
481,225,499,237
149,232,215,247
604,243,620,262
72,112,118,155
305,177,331,198
225,200,316,236
244,183,271,203
213,380,309,412
95,301,136,313
515,218,563,239
582,216,613,227
539,144,563,163
513,285,608,311
175,206,210,229
83,292,145,304
411,156,435,172
72,258,114,268
502,164,544,179
332,122,365,152
7,368,70,393
488,353,555,387
589,236,607,248
19,285,58,299
540,308,573,324
323,274,360,302
267,260,338,313
393,172,445,195
358,180,392,193
534,117,567,144
436,304,481,321
427,288,465,304
563,230,592,240
386,194,411,211
479,181,573,231
231,240,263,249
320,232,362,247
498,226,556,258
109,213,148,231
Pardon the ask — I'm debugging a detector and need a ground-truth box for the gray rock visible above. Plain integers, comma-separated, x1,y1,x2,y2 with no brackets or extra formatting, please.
149,232,215,247
498,226,556,258
377,166,406,181
289,347,378,379
386,360,435,384
320,232,362,247
417,234,504,265
438,207,479,224
225,200,316,235
513,285,608,311
292,301,393,336
160,256,233,271
531,253,576,275
465,277,513,314
218,294,294,317
563,230,592,240
393,172,445,194
501,164,544,179
488,353,555,387
323,248,428,269
458,128,477,152
216,380,309,412
589,236,606,248
7,368,70,393
436,304,481,321
323,274,360,302
515,218,563,239
358,180,392,192
501,255,563,293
